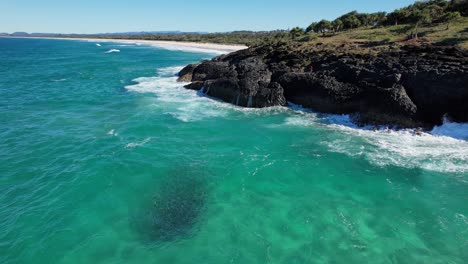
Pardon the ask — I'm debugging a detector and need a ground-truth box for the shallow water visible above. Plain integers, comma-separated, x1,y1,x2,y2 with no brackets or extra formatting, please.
0,38,467,264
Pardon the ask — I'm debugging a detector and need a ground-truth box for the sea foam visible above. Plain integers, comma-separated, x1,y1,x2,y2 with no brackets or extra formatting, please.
430,118,468,140
125,66,289,121
125,71,226,122
104,49,120,53
285,109,468,173
125,66,468,173
323,124,468,174
125,137,151,148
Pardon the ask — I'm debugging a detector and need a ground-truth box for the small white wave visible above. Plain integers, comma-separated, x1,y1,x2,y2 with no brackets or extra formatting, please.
125,76,182,93
124,66,288,122
107,129,118,136
323,126,467,173
283,107,468,173
285,116,316,127
125,74,226,122
157,66,185,77
104,49,120,53
96,43,101,47
431,119,468,140
125,137,151,148
52,78,67,82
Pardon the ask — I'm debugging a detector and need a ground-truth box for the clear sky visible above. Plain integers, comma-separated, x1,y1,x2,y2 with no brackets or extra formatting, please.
0,0,417,33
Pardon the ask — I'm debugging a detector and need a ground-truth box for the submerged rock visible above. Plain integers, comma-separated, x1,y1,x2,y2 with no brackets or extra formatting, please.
132,168,209,243
178,43,468,128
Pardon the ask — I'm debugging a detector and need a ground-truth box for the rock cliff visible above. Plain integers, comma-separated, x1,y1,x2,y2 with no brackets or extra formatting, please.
179,43,468,128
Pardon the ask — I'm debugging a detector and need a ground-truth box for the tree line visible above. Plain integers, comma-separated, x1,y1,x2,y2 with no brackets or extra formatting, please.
292,0,466,37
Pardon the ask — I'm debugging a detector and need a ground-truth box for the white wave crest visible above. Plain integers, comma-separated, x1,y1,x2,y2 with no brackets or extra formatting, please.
124,66,289,122
107,129,118,136
125,66,468,173
96,43,101,47
157,66,185,77
104,49,120,53
325,127,467,174
125,137,151,148
431,119,468,140
125,74,226,122
284,110,468,173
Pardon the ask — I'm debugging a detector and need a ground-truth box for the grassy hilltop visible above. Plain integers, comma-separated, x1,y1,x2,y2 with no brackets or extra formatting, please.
278,0,468,51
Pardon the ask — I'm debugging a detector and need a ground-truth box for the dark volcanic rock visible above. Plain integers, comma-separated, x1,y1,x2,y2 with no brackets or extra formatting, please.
178,63,200,82
192,61,236,81
402,69,468,124
178,44,468,128
184,81,204,90
278,72,363,114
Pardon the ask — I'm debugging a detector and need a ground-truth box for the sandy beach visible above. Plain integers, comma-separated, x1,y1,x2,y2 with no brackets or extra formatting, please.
32,37,248,54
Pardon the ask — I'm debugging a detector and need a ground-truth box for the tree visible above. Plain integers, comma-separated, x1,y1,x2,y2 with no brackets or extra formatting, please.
332,19,343,32
387,8,410,26
357,13,372,26
442,11,461,29
315,19,332,35
343,15,361,29
450,0,468,16
306,22,318,33
425,4,445,20
374,12,387,26
290,27,305,39
409,9,432,38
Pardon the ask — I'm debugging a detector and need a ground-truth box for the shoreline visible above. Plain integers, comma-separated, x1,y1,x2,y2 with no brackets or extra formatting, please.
177,43,468,131
3,36,247,54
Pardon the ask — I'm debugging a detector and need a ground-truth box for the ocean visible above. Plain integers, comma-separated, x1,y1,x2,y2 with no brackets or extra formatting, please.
0,37,467,263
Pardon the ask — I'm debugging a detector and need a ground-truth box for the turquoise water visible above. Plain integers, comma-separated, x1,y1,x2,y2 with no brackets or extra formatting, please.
0,38,467,264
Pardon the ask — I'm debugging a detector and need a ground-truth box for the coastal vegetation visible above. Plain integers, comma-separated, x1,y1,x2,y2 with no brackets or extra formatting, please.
286,0,468,49
7,1,467,49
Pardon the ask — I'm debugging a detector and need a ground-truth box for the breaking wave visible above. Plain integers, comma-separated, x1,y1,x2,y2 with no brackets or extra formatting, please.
431,119,468,140
285,110,468,174
125,66,468,173
105,49,120,53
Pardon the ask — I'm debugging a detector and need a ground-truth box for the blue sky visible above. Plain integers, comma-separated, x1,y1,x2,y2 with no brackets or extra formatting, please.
1,0,416,33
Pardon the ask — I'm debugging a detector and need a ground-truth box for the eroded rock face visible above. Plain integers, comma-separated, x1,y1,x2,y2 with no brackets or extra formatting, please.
177,63,200,82
179,51,287,107
178,44,468,128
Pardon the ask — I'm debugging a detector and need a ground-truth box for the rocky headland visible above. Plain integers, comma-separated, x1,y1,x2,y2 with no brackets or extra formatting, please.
178,43,468,129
